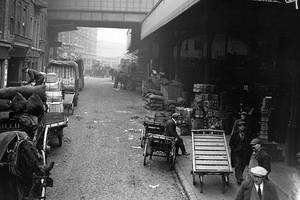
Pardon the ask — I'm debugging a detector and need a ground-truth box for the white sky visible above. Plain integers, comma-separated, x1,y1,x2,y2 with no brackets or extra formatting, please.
97,28,128,43
97,28,128,57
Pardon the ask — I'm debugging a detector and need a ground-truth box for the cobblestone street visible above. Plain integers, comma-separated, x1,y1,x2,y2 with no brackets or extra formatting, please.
46,77,187,200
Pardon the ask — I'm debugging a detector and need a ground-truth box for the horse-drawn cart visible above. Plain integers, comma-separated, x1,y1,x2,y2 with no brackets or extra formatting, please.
191,129,232,193
0,112,52,200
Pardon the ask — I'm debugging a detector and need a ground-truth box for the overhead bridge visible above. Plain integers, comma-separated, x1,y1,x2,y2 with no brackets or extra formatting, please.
48,0,159,29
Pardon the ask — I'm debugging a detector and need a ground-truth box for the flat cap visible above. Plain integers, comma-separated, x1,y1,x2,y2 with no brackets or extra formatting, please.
250,166,268,177
250,138,262,145
172,113,180,118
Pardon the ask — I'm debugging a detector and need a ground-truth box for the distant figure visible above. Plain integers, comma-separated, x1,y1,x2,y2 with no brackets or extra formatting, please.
22,67,45,85
191,98,207,129
229,121,251,185
235,166,279,200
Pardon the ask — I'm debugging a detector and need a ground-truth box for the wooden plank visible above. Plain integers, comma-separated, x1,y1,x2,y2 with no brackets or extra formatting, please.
195,150,227,155
195,165,230,171
194,142,224,146
194,135,223,139
195,155,228,160
195,160,229,165
194,138,224,142
194,146,226,151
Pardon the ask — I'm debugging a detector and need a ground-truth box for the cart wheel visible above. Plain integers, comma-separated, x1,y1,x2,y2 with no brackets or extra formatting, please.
140,130,145,148
200,175,204,193
74,97,78,107
71,103,74,115
170,145,176,170
225,174,230,186
143,140,148,166
57,128,63,147
192,172,196,185
222,175,226,194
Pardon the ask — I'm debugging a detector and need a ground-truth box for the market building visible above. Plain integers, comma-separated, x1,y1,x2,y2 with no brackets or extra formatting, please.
137,0,300,166
0,0,48,87
56,27,98,71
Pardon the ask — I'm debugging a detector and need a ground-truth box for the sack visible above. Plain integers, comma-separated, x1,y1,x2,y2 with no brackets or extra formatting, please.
11,92,27,113
26,93,45,117
0,99,11,111
16,113,39,131
0,85,47,102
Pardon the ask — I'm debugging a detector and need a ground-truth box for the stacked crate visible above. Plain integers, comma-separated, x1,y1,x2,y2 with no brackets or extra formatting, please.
45,74,64,113
193,84,221,129
259,96,272,140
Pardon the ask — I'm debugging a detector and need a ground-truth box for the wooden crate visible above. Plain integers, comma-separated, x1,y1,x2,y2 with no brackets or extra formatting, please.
46,91,63,102
47,102,64,113
160,85,182,101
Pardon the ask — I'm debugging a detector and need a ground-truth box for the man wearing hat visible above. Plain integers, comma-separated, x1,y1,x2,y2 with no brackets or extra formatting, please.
248,138,271,176
22,67,45,86
230,120,252,185
165,113,189,156
235,166,279,200
191,98,207,129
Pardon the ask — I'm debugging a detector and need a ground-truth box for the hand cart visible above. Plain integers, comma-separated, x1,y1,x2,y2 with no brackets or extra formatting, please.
143,133,177,170
63,92,76,115
191,129,232,193
45,112,68,147
140,121,165,148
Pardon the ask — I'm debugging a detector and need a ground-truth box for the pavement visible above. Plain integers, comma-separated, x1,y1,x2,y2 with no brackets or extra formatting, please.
174,135,300,200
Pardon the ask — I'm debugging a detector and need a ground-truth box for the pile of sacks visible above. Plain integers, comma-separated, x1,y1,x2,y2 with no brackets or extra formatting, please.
143,93,165,111
0,85,46,138
144,111,171,125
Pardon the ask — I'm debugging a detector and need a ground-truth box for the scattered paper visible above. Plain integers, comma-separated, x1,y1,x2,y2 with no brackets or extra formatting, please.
130,146,142,149
149,184,159,189
115,110,132,114
93,121,98,124
84,112,88,114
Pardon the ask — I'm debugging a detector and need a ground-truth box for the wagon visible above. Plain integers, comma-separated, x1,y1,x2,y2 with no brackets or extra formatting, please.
0,112,50,199
191,129,232,193
46,59,80,114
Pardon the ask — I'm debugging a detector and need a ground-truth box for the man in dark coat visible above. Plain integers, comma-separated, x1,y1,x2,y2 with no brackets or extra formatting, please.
249,138,271,175
235,166,279,200
230,121,251,185
165,113,189,156
22,67,45,85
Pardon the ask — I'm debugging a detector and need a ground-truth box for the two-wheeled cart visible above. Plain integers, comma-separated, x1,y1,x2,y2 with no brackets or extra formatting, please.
63,92,75,115
143,133,177,170
191,129,232,193
45,112,68,147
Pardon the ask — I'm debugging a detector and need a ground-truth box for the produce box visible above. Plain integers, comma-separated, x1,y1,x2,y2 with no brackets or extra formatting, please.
46,91,63,102
47,102,64,113
161,85,183,101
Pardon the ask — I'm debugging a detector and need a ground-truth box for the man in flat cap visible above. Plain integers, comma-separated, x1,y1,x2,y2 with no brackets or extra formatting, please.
235,166,279,200
165,113,189,156
247,138,271,178
230,121,252,185
22,67,45,86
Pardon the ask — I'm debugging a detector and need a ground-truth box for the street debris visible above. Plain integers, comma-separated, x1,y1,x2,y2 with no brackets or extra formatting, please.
63,137,71,144
115,110,132,114
149,184,160,189
130,146,142,149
